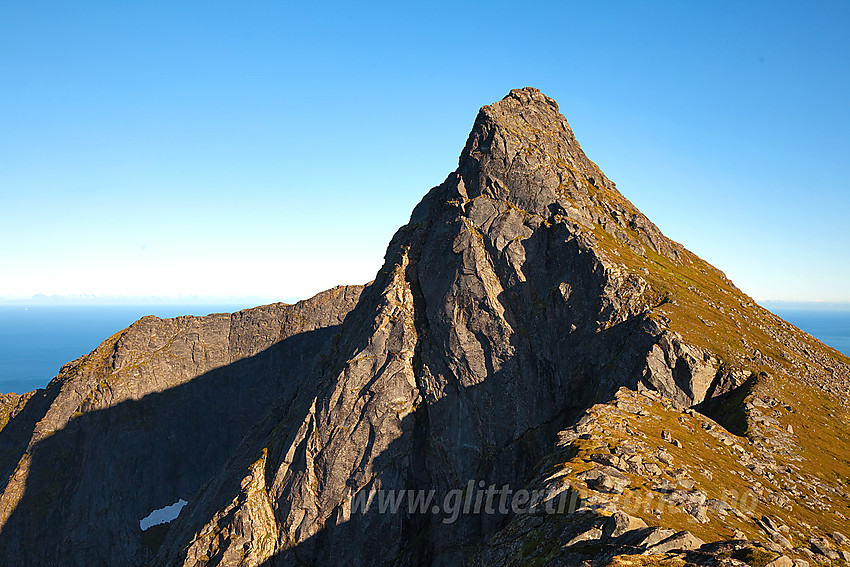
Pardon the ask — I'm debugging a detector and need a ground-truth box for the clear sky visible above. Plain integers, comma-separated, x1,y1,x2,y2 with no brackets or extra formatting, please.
2,1,848,304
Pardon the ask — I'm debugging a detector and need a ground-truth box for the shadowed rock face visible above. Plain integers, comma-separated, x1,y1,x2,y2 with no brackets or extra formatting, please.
0,285,363,566
2,89,849,567
149,88,819,567
146,88,667,566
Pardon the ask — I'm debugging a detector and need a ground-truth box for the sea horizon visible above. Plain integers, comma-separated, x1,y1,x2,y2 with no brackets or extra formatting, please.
1,301,848,397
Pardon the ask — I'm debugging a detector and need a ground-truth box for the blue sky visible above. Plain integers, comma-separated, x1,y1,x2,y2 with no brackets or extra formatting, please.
1,1,848,304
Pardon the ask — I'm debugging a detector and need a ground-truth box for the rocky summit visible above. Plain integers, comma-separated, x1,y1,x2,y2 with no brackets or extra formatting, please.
1,88,849,567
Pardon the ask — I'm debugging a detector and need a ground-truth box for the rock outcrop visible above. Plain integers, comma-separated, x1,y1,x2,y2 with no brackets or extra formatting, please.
0,285,363,565
1,88,849,567
153,87,686,566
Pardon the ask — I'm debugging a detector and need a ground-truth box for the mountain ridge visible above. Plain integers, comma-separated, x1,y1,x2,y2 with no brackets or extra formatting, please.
0,88,848,567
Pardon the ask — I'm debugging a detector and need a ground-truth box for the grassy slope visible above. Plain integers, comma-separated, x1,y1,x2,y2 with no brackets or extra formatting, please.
506,384,850,566
481,142,850,565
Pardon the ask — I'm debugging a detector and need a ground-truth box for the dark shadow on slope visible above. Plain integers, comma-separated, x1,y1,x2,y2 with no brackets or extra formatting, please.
230,205,670,565
241,310,658,567
3,203,673,566
1,297,662,566
0,325,339,567
695,372,759,437
0,383,64,497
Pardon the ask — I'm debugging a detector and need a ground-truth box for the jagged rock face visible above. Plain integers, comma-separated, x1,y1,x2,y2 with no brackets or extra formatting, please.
644,333,721,409
0,285,362,566
149,88,744,566
3,88,850,567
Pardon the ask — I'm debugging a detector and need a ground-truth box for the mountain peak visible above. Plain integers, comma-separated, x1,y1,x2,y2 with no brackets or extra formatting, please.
498,86,560,112
454,88,678,264
460,86,594,182
3,89,850,567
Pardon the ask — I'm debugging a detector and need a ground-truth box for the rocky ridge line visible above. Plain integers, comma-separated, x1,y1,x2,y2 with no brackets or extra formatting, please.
151,89,850,566
0,89,848,567
0,285,363,565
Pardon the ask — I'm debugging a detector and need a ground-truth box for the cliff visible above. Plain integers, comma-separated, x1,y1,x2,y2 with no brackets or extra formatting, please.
0,285,363,565
1,89,848,567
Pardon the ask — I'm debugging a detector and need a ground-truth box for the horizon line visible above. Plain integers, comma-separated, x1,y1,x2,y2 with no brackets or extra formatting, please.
0,294,290,306
2,295,850,309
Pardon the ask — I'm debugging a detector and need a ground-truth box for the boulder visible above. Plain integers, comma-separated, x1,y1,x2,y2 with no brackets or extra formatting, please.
645,531,705,553
765,556,793,567
601,511,648,539
565,527,603,547
625,527,677,549
810,537,840,560
578,466,631,494
833,531,850,548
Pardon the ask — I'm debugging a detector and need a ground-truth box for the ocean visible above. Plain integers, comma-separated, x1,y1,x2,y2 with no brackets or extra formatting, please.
769,308,850,358
1,304,848,396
